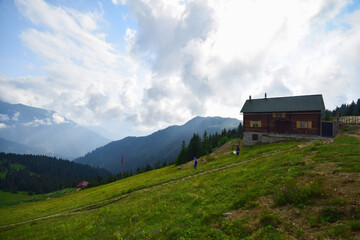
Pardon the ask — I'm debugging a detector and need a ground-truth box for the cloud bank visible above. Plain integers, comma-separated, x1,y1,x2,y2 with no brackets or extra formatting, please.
1,0,359,138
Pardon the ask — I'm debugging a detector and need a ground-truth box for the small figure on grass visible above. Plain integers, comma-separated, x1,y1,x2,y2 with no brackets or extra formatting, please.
236,144,240,155
193,157,198,170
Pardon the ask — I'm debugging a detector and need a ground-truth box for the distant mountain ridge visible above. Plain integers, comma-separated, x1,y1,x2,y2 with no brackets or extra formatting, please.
0,100,110,159
0,137,46,155
75,116,240,173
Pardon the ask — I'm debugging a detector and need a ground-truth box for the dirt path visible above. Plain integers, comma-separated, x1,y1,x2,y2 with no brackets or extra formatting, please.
0,144,299,231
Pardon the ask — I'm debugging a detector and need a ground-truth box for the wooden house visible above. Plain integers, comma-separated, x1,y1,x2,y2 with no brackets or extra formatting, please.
240,94,325,145
77,181,88,189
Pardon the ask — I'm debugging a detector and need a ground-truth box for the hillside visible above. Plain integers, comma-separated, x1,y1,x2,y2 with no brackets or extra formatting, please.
0,153,110,194
75,116,240,173
0,125,359,239
0,100,109,159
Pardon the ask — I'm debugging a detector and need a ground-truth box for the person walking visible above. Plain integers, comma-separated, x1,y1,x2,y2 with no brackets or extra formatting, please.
236,145,240,156
193,157,198,170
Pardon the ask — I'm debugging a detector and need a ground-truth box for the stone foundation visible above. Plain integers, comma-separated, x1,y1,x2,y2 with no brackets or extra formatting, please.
243,132,326,146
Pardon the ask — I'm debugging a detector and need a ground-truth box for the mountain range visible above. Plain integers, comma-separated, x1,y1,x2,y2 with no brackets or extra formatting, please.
74,116,240,174
0,100,109,159
0,100,240,171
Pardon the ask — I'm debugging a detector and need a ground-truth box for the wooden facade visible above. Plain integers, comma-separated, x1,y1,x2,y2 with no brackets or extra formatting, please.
241,95,325,145
243,111,322,136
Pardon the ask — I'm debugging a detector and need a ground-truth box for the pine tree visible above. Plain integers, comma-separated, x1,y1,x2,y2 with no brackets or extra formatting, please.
188,133,202,159
346,101,356,116
237,122,244,138
356,99,360,115
154,160,161,169
175,141,188,165
145,164,153,172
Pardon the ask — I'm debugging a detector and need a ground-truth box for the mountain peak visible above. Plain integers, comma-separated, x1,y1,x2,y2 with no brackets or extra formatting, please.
0,100,109,159
75,116,240,173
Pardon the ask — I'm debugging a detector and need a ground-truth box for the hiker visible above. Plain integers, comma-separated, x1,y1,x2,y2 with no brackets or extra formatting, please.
236,145,240,156
193,157,198,170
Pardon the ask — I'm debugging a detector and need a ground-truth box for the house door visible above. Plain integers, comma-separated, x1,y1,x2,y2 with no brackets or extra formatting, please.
275,120,291,134
322,122,333,137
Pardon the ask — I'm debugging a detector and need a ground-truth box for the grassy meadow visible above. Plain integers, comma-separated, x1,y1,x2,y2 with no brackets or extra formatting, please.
0,125,359,239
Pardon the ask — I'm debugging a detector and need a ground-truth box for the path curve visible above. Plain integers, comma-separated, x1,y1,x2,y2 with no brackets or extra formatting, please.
0,145,299,231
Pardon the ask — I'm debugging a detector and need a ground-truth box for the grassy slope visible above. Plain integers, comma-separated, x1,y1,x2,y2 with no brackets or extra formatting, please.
0,191,33,208
0,126,359,239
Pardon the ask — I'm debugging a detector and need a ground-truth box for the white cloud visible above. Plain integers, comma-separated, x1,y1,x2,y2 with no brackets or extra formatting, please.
0,123,8,129
10,0,145,128
12,112,20,121
23,117,52,127
125,0,360,122
125,28,136,52
2,0,359,138
0,114,10,122
52,113,69,124
112,0,126,5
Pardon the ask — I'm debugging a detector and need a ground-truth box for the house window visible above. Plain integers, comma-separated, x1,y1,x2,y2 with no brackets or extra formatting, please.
250,121,261,127
252,134,258,141
296,121,312,129
273,113,286,118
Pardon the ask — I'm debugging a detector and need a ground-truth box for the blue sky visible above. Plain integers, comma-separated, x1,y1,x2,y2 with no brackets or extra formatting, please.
1,0,360,139
0,0,135,77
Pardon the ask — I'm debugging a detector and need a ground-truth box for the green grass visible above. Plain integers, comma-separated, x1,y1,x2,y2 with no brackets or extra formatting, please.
320,207,343,223
0,191,33,208
318,225,352,239
0,140,302,226
0,189,76,208
349,220,360,231
273,178,325,207
313,135,360,172
0,129,359,239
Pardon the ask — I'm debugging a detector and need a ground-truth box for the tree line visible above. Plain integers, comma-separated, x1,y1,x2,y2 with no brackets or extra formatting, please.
0,153,110,194
136,160,168,174
322,98,360,121
88,170,133,188
330,98,360,116
175,122,243,165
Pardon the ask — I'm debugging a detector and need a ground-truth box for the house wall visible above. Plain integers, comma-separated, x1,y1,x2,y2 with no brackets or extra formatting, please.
243,111,322,136
290,112,321,135
243,114,268,133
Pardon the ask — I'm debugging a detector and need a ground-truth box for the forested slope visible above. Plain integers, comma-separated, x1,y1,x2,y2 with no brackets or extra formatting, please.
0,153,110,194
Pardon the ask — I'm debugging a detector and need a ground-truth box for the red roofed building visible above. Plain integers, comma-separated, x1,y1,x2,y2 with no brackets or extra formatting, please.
77,181,88,189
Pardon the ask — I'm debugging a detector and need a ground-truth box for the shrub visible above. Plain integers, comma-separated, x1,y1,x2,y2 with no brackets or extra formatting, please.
273,179,325,207
244,200,259,210
354,207,360,220
349,221,360,231
220,219,252,239
321,207,342,223
259,212,281,228
295,228,305,237
309,215,320,227
255,225,284,240
218,136,229,147
320,225,350,239
310,141,322,151
231,192,257,210
331,198,347,207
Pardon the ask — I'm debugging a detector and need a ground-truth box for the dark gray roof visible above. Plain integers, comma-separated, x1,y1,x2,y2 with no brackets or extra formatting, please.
241,94,325,113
